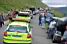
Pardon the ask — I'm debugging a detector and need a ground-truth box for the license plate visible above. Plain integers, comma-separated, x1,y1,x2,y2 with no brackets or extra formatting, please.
13,35,21,37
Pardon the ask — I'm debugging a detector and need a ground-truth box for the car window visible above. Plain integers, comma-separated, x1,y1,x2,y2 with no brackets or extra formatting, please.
18,13,29,17
8,25,27,33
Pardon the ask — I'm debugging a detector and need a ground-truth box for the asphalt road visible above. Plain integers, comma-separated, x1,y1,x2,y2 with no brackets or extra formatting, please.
0,24,8,44
0,15,57,44
31,15,56,44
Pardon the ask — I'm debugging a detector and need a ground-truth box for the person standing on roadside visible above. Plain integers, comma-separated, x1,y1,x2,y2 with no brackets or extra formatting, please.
44,8,54,33
38,8,46,28
11,9,18,18
0,13,4,27
8,9,18,21
41,11,46,29
8,9,13,21
44,8,53,25
38,8,42,26
39,12,42,26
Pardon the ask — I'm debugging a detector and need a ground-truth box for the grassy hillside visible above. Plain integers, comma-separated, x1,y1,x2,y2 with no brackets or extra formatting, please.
0,0,46,12
0,0,64,18
50,8,64,17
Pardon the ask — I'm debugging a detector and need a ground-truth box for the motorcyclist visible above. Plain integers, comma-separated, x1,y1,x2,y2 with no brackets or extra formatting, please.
48,19,56,38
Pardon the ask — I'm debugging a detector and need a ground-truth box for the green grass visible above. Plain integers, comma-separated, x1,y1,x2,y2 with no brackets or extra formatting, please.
50,8,64,17
0,0,64,18
0,0,47,12
45,23,49,29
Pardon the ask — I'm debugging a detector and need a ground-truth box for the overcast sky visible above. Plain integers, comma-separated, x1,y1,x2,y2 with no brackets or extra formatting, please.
42,0,67,7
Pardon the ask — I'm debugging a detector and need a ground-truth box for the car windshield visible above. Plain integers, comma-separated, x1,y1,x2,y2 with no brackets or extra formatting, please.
18,13,29,17
8,25,27,33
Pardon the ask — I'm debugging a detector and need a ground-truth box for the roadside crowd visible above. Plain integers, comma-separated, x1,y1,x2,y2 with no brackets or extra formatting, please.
0,9,18,28
38,8,53,29
37,8,67,44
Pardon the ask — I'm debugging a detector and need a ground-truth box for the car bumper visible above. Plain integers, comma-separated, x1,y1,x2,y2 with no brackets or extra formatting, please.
3,39,32,43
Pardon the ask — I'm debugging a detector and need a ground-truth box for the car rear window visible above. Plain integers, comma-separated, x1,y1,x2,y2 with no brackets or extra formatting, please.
8,25,27,33
18,13,29,17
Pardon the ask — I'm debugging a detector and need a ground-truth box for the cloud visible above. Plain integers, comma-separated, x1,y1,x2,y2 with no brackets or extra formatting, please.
48,5,67,7
42,0,67,7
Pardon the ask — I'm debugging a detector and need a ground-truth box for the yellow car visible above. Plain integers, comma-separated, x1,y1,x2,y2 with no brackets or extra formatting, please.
12,11,31,23
3,21,32,44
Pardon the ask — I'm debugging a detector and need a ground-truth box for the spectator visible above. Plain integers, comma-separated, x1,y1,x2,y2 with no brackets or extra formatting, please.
8,9,18,21
38,8,43,26
8,9,13,21
12,9,18,17
0,13,4,27
38,8,46,28
39,12,42,26
8,14,12,21
44,9,53,25
41,12,45,29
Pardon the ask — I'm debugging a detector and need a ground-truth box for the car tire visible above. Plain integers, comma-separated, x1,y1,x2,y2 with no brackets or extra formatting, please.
52,40,56,43
31,17,33,19
3,42,7,44
29,21,31,23
29,43,32,44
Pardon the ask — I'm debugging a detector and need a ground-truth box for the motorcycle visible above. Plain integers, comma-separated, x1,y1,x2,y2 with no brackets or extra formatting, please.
52,31,61,43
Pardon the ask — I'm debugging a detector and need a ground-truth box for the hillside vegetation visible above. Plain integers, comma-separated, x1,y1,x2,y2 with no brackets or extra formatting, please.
0,0,64,17
0,0,46,12
51,9,64,17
